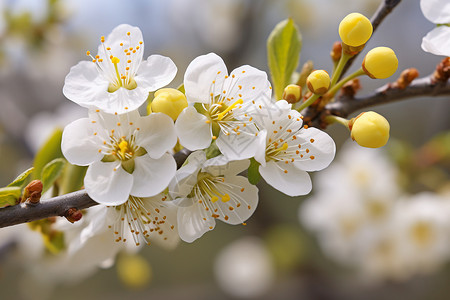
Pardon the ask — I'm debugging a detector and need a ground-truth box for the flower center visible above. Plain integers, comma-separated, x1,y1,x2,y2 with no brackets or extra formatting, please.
86,31,143,93
192,172,230,203
101,135,147,173
411,221,434,247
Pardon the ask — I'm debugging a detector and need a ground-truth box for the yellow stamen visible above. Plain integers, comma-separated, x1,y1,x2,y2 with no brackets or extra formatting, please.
111,57,122,87
217,99,243,121
119,140,129,157
221,194,230,202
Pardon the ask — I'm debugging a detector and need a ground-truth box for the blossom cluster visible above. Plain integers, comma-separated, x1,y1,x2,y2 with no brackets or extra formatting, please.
60,24,336,247
301,142,450,281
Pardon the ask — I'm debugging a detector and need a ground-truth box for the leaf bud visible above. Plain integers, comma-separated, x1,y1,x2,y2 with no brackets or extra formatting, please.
339,13,373,48
362,47,399,79
349,111,390,148
151,88,188,121
306,70,330,95
282,84,302,103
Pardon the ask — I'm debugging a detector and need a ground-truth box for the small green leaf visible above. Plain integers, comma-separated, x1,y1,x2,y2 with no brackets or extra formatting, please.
60,164,87,194
0,186,21,208
248,158,261,185
267,18,302,100
33,129,63,180
41,158,66,194
7,167,34,188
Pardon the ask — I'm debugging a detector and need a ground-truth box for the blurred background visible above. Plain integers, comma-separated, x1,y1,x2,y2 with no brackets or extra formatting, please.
0,0,449,299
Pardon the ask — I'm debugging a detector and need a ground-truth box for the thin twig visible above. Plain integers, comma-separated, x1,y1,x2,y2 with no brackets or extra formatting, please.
0,148,192,228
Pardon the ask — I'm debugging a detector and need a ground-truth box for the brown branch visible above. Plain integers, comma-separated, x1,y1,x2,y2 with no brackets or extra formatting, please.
326,76,450,118
0,148,192,228
341,0,402,77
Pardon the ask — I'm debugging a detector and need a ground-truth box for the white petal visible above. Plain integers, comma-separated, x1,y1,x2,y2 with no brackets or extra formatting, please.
422,26,450,56
203,156,250,177
215,176,258,225
293,127,336,172
169,151,205,199
184,53,227,104
254,130,268,166
216,130,261,160
259,161,312,196
227,65,272,103
136,113,177,159
135,55,177,91
131,153,176,197
85,161,133,205
63,61,109,108
102,24,144,57
175,107,212,150
177,200,216,243
61,118,103,166
420,0,450,24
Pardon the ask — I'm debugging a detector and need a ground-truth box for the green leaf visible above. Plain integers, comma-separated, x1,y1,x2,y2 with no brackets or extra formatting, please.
0,186,21,208
248,158,261,185
41,158,66,194
267,18,302,100
7,167,34,188
33,129,63,180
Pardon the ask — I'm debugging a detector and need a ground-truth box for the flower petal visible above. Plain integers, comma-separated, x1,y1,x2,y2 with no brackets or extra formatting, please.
259,161,312,196
175,107,212,150
293,127,336,172
85,161,133,205
420,0,450,24
169,151,205,199
203,156,250,177
101,24,144,58
63,61,109,109
227,65,272,103
131,153,176,197
177,199,216,243
184,53,227,104
135,55,177,91
421,26,450,56
136,113,177,159
214,175,258,225
61,118,103,166
216,129,261,160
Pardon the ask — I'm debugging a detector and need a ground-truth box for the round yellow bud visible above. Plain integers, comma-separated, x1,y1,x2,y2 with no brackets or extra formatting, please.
339,13,373,47
282,84,302,103
151,88,188,121
306,70,330,95
362,47,398,79
350,111,390,148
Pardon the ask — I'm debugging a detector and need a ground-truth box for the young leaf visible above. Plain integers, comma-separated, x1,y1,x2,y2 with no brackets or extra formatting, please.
60,164,87,195
0,186,21,208
41,158,66,194
248,158,261,185
267,18,302,100
33,129,63,180
7,167,34,188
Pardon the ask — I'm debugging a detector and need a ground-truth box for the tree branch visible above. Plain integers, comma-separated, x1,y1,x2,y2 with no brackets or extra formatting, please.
0,148,192,228
326,76,450,118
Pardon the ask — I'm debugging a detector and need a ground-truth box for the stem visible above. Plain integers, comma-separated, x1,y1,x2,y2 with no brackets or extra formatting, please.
324,115,350,129
330,52,352,87
297,94,320,112
327,68,365,97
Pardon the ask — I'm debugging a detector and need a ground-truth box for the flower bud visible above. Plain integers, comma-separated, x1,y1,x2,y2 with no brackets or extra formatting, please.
65,207,83,223
350,111,390,148
23,180,43,205
282,84,302,103
330,41,342,62
306,70,330,95
362,47,398,79
339,13,373,47
151,88,188,121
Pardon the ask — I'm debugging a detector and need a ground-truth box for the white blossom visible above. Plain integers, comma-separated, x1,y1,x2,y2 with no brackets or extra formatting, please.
420,0,450,56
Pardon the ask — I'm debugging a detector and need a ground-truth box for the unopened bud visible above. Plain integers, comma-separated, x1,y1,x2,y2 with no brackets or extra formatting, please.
306,70,330,95
330,41,342,62
23,180,43,205
340,78,361,97
392,68,419,89
282,84,302,103
432,57,450,83
151,88,188,121
339,13,373,48
362,47,398,79
297,60,314,88
65,207,83,223
349,111,390,148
